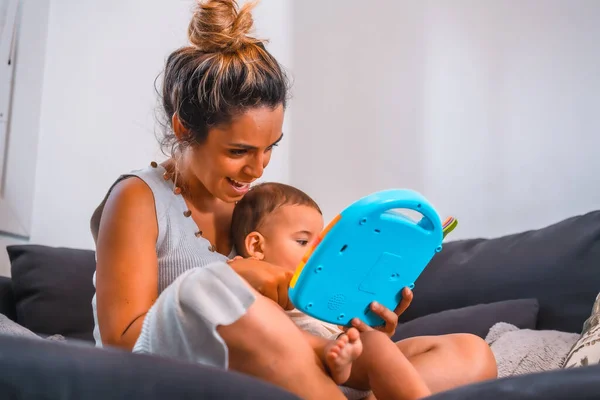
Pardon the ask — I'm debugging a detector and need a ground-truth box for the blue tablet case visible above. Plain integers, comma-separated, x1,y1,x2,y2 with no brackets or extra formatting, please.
288,189,446,327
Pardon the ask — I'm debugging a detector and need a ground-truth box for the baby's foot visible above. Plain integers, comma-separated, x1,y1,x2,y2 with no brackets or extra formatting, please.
324,327,363,384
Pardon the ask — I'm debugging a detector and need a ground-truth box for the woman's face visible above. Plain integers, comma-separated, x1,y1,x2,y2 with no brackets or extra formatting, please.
184,105,284,203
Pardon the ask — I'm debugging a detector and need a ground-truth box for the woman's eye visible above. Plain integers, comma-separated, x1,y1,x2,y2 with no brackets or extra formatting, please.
296,240,308,246
266,143,279,152
229,149,247,156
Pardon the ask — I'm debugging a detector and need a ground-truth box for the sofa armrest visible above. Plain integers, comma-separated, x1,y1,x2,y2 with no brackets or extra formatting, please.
0,276,16,321
0,335,301,400
425,364,600,400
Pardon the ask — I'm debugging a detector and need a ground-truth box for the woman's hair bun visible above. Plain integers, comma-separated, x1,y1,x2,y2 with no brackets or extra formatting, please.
188,0,262,54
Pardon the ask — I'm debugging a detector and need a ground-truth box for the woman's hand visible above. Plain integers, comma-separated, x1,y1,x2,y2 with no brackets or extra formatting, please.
228,257,295,311
349,287,414,337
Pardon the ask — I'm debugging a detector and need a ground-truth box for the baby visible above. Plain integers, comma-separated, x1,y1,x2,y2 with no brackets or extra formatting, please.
231,182,431,400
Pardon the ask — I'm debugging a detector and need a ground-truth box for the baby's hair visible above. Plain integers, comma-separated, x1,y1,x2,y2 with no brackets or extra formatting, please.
157,0,290,156
231,182,322,256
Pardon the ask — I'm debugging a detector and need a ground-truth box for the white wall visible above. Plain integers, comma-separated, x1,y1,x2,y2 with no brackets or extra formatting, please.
0,0,292,276
290,0,427,219
290,0,600,240
3,0,599,275
251,0,293,185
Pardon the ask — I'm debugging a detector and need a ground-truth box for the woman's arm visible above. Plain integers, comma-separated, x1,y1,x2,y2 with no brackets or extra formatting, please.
94,177,159,350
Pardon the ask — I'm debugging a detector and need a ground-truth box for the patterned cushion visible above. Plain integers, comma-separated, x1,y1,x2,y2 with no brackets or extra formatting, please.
563,293,600,368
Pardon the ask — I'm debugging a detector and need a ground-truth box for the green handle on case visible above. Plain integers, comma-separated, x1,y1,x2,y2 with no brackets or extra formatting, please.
442,217,458,239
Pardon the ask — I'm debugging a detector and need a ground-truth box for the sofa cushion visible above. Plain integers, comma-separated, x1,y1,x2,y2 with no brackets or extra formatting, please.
392,298,539,342
399,211,600,334
7,245,96,342
0,276,16,321
425,363,600,400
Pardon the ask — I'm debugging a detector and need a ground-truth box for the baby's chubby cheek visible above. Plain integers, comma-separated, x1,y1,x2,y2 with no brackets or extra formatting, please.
289,254,309,271
286,263,300,272
262,252,297,272
280,255,302,272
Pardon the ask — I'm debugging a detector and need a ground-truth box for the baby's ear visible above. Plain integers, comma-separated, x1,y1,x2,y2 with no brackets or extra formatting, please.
245,231,266,260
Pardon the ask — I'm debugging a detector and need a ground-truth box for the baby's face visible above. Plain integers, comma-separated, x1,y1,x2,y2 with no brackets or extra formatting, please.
259,205,324,272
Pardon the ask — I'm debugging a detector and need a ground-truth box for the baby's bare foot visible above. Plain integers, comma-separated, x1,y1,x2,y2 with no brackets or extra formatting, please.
324,327,363,384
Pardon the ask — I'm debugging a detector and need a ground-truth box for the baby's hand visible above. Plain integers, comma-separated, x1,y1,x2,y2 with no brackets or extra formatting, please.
227,257,294,311
227,255,261,263
349,287,414,337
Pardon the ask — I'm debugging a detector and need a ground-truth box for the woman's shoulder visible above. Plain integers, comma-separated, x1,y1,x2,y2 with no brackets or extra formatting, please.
90,165,163,244
104,174,155,211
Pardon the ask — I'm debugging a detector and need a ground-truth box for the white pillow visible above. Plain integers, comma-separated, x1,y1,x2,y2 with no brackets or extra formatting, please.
485,322,580,378
0,313,39,339
563,292,600,368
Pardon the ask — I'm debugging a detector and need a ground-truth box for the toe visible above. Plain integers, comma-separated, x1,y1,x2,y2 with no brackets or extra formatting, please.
338,334,349,345
346,328,360,342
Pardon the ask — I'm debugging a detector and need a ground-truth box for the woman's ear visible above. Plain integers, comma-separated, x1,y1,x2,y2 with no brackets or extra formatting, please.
172,113,188,141
244,232,266,260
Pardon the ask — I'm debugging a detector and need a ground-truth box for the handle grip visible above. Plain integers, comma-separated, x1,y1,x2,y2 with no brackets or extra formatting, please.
343,189,442,236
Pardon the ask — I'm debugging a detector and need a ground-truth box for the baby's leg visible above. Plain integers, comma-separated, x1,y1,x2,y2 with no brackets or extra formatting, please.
394,333,497,393
302,328,363,384
345,331,431,400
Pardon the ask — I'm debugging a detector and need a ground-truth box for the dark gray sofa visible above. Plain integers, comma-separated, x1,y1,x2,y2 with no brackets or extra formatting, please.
1,210,600,399
0,333,300,400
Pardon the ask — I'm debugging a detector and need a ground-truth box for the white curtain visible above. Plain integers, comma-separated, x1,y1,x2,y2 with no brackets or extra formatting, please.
0,0,19,146
0,0,20,236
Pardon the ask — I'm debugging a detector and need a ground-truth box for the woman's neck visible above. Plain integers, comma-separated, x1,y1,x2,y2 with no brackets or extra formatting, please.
163,157,234,255
164,158,225,214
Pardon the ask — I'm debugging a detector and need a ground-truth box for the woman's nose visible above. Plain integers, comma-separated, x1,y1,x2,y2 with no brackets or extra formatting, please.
245,154,265,178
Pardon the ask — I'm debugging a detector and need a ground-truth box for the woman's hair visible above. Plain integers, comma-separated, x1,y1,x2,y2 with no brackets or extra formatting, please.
231,182,322,256
158,0,290,155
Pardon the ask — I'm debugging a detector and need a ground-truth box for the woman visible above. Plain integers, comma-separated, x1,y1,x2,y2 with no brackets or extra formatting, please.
90,0,496,399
